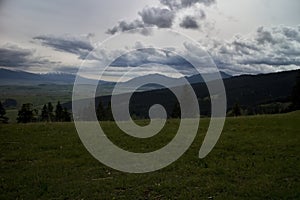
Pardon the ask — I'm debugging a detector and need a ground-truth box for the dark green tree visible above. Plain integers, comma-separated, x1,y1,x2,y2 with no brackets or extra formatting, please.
55,101,63,122
17,103,34,123
291,71,300,110
171,102,181,119
96,99,106,121
40,104,49,122
62,108,71,122
105,101,113,121
232,103,242,117
0,102,9,123
47,102,54,122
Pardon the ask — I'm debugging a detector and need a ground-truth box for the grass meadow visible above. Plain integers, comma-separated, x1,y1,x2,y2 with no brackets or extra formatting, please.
0,112,299,199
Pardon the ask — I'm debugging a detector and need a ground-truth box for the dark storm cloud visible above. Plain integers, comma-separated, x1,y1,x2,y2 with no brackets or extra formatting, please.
0,44,57,68
33,34,94,59
180,16,199,29
106,0,216,34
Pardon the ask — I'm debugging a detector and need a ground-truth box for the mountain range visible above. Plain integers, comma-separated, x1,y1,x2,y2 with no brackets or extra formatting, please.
0,68,109,85
0,68,231,87
64,69,299,118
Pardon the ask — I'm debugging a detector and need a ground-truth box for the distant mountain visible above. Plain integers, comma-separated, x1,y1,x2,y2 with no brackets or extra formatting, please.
0,68,113,85
0,68,231,90
119,71,232,90
64,69,300,118
119,74,180,90
186,71,232,84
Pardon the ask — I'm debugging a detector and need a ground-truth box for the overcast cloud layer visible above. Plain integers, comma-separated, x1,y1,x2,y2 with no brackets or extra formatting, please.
0,0,299,80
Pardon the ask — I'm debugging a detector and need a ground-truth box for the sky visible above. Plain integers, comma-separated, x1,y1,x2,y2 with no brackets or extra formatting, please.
0,0,300,81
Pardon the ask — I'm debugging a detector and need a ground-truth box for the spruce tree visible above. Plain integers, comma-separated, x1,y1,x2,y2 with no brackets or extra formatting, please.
17,103,34,123
41,104,49,122
0,102,9,124
232,103,242,116
96,100,106,121
62,108,71,122
105,102,113,121
171,102,181,118
55,101,63,122
47,102,54,122
291,71,300,110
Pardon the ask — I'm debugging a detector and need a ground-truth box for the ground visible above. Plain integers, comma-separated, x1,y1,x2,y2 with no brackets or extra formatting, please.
0,112,299,199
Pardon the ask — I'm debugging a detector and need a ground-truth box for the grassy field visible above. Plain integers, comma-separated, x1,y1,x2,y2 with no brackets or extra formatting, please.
0,112,299,199
0,85,73,123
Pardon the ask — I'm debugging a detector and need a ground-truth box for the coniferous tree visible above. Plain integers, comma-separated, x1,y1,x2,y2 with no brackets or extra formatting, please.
55,101,63,122
171,102,181,119
232,103,242,116
291,71,300,110
0,102,9,124
17,103,34,123
62,108,71,122
41,104,49,122
96,100,106,121
47,102,54,122
105,101,113,121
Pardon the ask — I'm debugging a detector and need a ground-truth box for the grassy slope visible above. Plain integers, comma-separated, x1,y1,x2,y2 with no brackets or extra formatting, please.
0,112,299,199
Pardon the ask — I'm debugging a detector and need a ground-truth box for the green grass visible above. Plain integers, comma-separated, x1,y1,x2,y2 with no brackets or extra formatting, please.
0,112,299,199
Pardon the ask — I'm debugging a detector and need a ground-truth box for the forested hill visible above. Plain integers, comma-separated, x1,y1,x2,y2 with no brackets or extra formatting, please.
64,69,300,117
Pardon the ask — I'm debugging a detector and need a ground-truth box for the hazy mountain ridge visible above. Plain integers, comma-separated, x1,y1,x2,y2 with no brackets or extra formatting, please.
79,69,299,117
0,68,111,85
0,68,232,86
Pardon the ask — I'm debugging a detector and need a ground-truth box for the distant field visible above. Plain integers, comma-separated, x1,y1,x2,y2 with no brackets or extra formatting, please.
0,85,73,122
0,112,299,199
0,84,117,122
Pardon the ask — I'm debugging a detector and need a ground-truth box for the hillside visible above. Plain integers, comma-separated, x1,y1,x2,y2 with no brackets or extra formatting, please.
83,69,299,117
1,112,299,199
0,68,231,87
0,68,111,85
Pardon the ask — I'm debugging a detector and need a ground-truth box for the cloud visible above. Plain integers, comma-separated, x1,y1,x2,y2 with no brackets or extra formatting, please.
159,0,181,10
256,27,276,45
54,66,79,74
181,0,216,7
110,48,192,69
29,25,300,77
106,20,151,35
203,25,300,74
160,0,215,10
0,44,57,68
106,0,216,34
179,16,199,29
33,34,94,59
138,7,175,28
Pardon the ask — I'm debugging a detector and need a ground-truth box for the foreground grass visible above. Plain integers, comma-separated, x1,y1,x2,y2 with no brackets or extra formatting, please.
0,112,299,199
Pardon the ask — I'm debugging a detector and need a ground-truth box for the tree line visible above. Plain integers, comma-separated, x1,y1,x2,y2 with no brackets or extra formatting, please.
17,101,71,123
0,101,71,124
228,71,300,117
0,71,299,123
